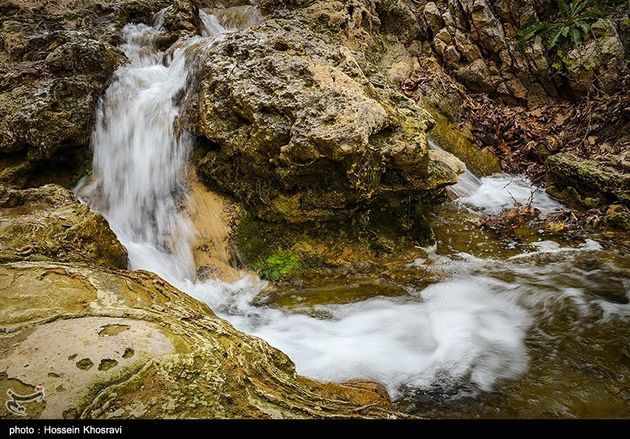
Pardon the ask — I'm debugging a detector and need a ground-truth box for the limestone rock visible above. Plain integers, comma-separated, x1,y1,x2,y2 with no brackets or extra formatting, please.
455,59,494,93
454,30,482,63
190,17,461,224
546,153,630,210
465,0,506,52
417,0,627,103
433,29,461,65
0,184,127,268
0,76,114,161
565,19,625,95
423,2,444,35
0,0,171,186
0,262,400,419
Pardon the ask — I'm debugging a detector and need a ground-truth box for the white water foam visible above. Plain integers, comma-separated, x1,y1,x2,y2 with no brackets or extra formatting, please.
75,15,609,399
454,172,563,215
199,10,226,36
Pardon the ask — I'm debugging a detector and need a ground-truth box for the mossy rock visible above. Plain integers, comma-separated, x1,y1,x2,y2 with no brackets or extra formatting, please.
546,153,630,211
426,105,501,177
0,184,127,268
0,261,403,419
230,204,435,286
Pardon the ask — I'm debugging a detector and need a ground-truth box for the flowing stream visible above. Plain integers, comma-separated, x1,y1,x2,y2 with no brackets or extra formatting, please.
77,11,630,418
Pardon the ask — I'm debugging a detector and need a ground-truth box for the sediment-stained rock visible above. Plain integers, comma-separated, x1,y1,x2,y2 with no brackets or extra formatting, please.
0,262,400,419
0,184,127,268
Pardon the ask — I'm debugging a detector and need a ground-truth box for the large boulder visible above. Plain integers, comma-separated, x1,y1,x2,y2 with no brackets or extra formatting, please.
189,9,461,225
0,184,127,268
0,262,400,419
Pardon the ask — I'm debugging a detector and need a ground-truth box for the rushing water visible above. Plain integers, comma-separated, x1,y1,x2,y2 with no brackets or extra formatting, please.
77,11,630,418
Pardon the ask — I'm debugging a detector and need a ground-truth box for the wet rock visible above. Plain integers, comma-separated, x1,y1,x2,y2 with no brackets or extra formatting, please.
546,153,630,212
0,262,401,419
428,107,501,177
0,184,127,268
0,0,172,187
190,14,461,225
163,0,200,32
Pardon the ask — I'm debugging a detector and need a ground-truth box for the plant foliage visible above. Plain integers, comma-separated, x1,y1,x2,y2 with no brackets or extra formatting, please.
259,248,303,281
518,0,603,51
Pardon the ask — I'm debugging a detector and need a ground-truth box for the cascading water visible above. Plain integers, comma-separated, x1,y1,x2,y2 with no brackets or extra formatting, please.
77,10,630,415
77,17,227,281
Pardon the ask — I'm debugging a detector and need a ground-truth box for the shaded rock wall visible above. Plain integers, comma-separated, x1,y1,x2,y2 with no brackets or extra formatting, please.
413,0,626,104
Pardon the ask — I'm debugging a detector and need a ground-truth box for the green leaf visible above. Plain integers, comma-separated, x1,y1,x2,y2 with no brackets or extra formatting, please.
549,28,564,49
571,27,582,47
561,26,570,37
518,22,553,40
518,21,552,47
557,0,570,14
576,20,590,33
571,0,590,17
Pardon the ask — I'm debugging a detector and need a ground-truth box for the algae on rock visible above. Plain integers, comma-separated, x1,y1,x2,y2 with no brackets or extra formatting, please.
0,262,402,419
0,184,127,268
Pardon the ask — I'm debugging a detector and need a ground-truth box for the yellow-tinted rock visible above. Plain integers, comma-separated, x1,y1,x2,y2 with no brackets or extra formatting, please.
0,262,402,419
0,184,127,268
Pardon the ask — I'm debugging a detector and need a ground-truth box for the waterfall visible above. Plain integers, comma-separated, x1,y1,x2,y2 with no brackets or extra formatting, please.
75,12,613,401
77,16,225,281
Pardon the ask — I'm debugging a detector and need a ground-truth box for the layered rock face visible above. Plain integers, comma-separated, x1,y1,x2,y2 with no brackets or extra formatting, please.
0,184,128,268
189,0,462,228
0,262,399,419
413,0,626,104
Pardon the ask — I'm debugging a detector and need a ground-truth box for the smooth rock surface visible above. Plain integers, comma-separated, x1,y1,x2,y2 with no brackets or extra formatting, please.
0,184,127,268
0,262,400,419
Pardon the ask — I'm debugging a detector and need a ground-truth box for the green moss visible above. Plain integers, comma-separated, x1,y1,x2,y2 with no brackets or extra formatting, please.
425,104,502,176
232,213,281,267
271,194,303,219
258,248,303,281
546,154,630,210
